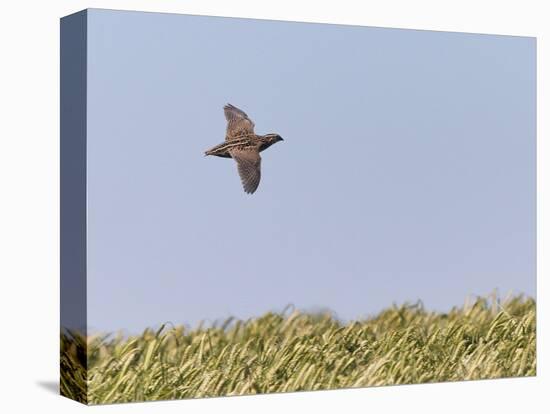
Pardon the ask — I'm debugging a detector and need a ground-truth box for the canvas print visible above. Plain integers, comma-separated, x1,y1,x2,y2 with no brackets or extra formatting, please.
60,9,536,405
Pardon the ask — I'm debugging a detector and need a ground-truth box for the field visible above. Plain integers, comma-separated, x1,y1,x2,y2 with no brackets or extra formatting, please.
61,295,536,405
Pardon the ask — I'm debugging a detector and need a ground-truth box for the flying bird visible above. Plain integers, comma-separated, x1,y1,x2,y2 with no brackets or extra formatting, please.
204,104,284,194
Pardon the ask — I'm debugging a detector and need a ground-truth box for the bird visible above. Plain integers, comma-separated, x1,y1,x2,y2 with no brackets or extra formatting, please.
204,103,284,194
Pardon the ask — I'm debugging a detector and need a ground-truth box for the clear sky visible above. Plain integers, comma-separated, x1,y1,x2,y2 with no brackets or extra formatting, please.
86,9,536,334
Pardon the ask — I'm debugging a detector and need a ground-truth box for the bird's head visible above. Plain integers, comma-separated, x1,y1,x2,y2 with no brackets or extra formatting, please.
259,133,284,152
267,133,284,143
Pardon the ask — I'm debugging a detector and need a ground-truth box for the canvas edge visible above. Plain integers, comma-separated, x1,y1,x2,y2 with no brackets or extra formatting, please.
60,8,89,405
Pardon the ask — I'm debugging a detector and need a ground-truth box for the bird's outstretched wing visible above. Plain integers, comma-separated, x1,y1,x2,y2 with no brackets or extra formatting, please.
230,148,262,194
224,103,255,140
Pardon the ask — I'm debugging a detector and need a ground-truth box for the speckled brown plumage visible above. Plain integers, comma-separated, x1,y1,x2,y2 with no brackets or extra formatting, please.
204,104,283,194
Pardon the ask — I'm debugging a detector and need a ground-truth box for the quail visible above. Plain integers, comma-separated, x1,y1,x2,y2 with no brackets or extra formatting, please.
205,104,283,194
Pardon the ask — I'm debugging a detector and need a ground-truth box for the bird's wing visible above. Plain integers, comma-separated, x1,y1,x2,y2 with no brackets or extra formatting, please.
224,103,255,140
230,148,262,194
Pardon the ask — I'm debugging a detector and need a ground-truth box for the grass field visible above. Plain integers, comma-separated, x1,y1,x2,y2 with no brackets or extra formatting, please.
60,294,536,405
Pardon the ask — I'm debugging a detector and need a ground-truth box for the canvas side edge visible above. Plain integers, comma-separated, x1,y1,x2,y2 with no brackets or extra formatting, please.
60,9,88,405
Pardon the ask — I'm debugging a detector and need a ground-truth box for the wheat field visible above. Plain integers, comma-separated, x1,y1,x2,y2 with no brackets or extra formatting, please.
60,294,536,405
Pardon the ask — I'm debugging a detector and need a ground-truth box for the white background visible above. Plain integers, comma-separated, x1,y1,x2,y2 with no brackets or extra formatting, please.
0,1,547,413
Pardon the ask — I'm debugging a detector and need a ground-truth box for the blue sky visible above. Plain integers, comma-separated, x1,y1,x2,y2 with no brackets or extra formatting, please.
85,9,535,334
